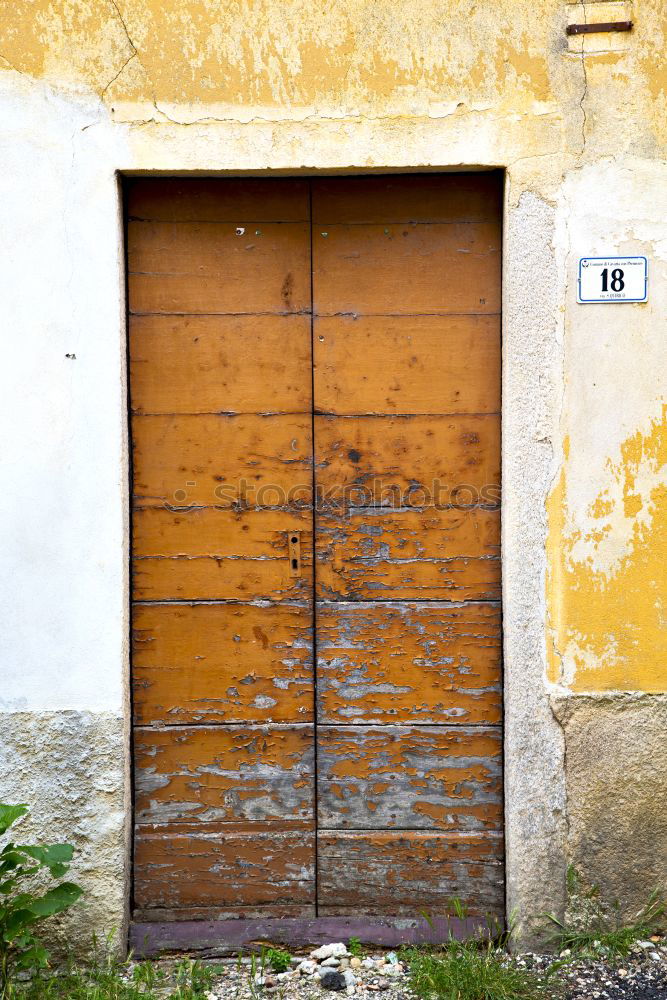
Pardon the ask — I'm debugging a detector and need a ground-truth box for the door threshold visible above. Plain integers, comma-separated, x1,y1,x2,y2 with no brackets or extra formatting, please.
130,915,492,957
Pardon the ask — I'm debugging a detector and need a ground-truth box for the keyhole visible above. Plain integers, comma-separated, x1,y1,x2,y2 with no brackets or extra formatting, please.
291,558,298,570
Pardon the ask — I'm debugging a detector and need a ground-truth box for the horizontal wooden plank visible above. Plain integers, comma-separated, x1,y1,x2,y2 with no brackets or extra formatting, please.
317,831,504,916
128,222,310,314
134,506,313,560
133,558,312,602
313,223,500,316
130,914,492,956
134,725,314,830
313,314,500,415
315,415,500,505
130,314,311,415
131,414,312,508
316,602,501,725
133,602,313,726
316,506,500,601
134,829,315,915
133,507,313,601
127,178,310,222
312,174,502,224
317,725,502,832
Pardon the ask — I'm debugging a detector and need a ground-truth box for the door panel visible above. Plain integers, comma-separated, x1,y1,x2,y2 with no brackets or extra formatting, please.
313,223,501,316
129,178,316,920
316,506,500,601
314,413,500,504
316,725,503,831
133,602,314,726
134,830,316,919
130,314,312,415
132,508,313,602
316,601,502,725
127,177,310,223
313,314,501,415
317,831,504,918
131,413,312,509
310,174,502,224
311,174,502,918
133,725,315,830
128,220,311,315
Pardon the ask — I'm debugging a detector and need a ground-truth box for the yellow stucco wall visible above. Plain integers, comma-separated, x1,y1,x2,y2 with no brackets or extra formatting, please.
548,414,667,692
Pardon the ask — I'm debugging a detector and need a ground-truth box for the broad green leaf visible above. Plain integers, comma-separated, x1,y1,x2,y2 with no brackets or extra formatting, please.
0,849,40,877
26,882,83,919
3,908,37,940
0,850,24,873
18,843,74,875
0,804,28,835
16,942,49,970
10,892,36,908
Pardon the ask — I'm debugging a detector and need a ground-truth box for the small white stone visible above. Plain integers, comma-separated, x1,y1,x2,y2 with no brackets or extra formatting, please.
350,957,362,969
339,958,350,970
311,942,349,960
322,957,340,967
342,969,357,987
361,958,375,969
298,960,317,976
346,987,355,996
382,965,403,977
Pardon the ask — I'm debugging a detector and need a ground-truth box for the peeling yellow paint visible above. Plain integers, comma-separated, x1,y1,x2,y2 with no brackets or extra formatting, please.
0,1,569,121
547,409,667,692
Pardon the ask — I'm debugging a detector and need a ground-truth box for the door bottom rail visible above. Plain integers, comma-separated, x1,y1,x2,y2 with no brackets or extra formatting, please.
130,914,494,957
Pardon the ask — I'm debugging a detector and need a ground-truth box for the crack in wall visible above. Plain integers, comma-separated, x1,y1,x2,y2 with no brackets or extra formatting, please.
577,4,589,156
103,0,140,99
101,51,137,99
0,53,27,77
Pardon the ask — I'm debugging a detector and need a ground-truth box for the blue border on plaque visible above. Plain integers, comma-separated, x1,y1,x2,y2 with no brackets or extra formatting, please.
578,256,648,304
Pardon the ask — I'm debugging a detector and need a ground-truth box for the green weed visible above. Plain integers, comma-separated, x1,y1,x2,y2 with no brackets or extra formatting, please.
405,943,556,1000
265,948,291,973
9,937,218,999
0,803,83,999
347,937,363,958
544,866,664,958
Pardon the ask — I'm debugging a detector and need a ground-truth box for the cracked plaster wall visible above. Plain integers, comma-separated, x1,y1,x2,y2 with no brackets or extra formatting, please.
0,0,666,950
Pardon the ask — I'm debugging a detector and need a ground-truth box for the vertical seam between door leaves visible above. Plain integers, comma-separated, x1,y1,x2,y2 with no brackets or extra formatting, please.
308,180,320,916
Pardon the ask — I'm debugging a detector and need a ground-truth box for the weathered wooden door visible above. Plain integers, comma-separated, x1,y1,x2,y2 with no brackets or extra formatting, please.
128,174,503,937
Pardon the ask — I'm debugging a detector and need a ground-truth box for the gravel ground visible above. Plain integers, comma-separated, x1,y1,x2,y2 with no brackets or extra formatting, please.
518,938,667,999
133,936,667,1000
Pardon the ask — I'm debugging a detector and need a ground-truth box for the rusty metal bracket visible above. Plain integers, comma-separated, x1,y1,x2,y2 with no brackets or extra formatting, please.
567,20,633,35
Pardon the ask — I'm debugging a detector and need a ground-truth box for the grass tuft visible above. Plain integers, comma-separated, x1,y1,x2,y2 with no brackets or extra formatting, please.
405,943,557,1000
545,867,665,958
6,946,216,999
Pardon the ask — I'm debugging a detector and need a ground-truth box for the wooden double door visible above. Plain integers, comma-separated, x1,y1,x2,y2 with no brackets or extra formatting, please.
128,174,504,928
